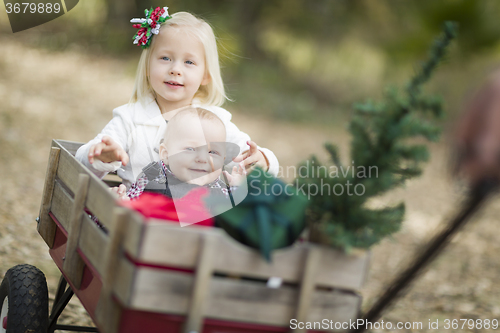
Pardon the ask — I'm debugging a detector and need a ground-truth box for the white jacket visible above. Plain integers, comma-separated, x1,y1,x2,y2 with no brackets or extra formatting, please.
75,97,279,188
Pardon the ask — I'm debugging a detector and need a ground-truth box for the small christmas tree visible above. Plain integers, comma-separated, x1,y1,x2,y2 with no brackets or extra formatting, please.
298,22,458,250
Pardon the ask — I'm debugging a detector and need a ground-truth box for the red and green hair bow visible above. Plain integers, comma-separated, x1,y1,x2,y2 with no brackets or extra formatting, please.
131,6,171,49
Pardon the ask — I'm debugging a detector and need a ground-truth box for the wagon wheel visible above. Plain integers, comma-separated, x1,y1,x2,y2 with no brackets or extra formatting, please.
0,264,49,333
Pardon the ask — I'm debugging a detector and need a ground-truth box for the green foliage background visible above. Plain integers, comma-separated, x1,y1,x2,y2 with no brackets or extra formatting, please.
1,0,500,125
297,23,457,250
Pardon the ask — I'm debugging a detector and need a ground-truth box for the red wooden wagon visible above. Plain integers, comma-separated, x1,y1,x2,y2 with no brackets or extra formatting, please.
0,140,370,333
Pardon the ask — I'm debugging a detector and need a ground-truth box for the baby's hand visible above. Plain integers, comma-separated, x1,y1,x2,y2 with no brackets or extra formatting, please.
110,184,130,200
88,136,129,166
224,162,247,186
233,141,269,171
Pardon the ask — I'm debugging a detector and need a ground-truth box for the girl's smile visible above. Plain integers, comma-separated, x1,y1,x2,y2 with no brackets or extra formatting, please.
165,80,184,89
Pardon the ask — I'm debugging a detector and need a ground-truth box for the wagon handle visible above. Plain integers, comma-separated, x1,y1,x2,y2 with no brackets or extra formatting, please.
350,180,496,333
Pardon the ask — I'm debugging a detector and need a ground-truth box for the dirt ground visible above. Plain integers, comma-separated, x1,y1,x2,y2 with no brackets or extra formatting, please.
1,36,500,332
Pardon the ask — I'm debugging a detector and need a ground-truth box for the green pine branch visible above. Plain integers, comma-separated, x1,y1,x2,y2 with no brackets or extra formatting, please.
297,22,458,251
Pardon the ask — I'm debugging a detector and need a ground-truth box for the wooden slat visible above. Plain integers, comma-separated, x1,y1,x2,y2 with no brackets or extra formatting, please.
56,139,123,187
75,212,137,298
57,140,84,156
112,255,136,306
38,146,61,247
55,144,117,231
183,234,216,333
127,222,369,290
209,279,360,330
130,270,190,314
96,209,129,333
63,174,90,289
86,180,117,230
294,247,321,333
128,267,360,331
55,139,123,187
122,212,144,259
128,221,201,267
79,214,108,276
308,291,361,331
316,250,371,291
55,144,81,195
50,181,74,232
78,213,136,307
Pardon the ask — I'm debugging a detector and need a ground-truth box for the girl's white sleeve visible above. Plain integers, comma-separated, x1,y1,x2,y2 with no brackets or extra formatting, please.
208,106,280,177
75,109,130,178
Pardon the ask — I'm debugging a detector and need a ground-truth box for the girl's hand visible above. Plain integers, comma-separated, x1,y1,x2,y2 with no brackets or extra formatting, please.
223,162,247,186
88,136,129,165
110,184,130,200
233,141,269,171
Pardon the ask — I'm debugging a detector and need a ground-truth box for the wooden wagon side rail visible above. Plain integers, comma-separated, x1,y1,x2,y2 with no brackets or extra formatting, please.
38,146,61,248
122,220,370,291
37,139,128,332
39,140,117,235
113,221,368,332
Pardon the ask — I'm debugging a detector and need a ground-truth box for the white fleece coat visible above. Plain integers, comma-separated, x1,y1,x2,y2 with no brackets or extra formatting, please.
75,97,279,188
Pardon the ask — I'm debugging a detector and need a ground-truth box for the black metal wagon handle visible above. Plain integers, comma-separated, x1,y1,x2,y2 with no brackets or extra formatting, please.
350,179,497,333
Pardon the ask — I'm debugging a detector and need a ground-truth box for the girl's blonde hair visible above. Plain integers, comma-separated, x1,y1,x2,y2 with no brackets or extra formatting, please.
131,12,227,107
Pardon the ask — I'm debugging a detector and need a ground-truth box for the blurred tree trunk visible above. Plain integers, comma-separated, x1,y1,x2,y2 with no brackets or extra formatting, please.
234,0,267,60
106,0,136,27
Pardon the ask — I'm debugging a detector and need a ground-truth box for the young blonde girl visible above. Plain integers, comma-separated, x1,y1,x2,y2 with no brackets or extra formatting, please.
75,7,279,188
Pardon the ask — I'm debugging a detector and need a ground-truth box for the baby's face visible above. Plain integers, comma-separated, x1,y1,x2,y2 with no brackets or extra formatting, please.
161,115,226,186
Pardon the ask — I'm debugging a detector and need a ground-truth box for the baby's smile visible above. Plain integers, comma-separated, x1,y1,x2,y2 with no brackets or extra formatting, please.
189,168,210,173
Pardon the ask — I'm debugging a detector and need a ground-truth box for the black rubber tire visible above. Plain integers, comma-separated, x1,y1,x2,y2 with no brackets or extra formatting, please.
0,264,49,333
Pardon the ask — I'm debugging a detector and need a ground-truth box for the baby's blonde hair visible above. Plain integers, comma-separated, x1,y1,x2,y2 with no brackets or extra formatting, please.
164,107,225,144
131,12,227,107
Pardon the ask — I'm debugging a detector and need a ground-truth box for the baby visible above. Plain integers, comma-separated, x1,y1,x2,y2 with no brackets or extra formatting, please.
114,107,245,200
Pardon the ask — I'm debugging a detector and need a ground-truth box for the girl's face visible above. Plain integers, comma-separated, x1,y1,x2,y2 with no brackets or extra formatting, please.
149,26,211,112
